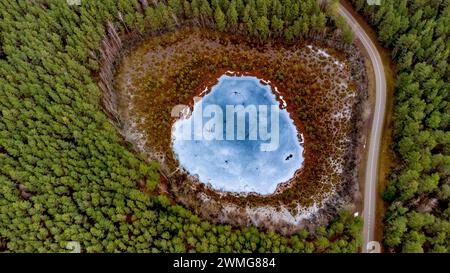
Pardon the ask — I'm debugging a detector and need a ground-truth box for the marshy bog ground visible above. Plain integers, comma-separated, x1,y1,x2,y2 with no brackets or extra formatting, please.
112,27,367,234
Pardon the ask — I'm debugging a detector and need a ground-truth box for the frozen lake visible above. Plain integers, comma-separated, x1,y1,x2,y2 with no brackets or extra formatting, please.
172,75,304,194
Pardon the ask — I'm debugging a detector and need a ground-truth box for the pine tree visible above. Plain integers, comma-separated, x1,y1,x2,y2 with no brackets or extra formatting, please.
183,0,193,18
342,26,354,44
227,0,239,30
191,0,200,18
235,0,245,18
256,0,268,18
243,4,251,24
272,0,283,18
199,0,213,26
211,0,220,10
214,6,226,31
246,17,255,35
168,0,183,16
271,15,284,37
256,16,270,41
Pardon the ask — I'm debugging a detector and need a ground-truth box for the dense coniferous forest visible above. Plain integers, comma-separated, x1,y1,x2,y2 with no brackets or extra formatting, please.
0,0,363,253
350,0,450,252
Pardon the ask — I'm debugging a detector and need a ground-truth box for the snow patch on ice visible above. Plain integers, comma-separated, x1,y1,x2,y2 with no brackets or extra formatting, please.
223,202,320,226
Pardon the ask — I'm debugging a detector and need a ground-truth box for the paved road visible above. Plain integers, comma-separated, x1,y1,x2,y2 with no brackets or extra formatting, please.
337,4,387,252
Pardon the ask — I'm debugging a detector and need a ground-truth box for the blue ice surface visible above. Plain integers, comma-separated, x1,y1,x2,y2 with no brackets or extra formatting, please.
172,75,304,195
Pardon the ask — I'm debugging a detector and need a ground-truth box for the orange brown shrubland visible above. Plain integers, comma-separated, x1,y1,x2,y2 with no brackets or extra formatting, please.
112,28,368,233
